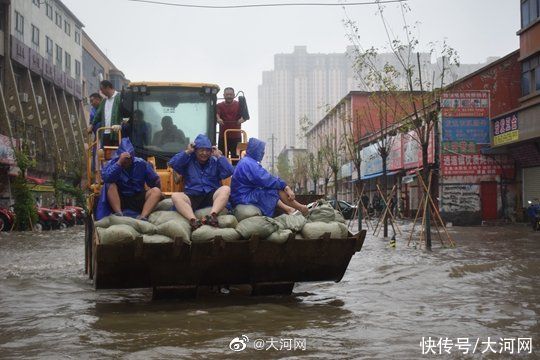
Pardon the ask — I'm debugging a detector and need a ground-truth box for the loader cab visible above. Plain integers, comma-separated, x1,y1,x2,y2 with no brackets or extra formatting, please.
123,83,219,168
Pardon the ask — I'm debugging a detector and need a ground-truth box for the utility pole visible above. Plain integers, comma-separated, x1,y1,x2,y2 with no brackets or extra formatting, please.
268,133,277,174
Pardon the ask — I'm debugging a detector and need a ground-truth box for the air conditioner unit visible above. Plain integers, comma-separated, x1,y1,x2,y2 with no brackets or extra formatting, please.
36,95,43,105
19,92,29,103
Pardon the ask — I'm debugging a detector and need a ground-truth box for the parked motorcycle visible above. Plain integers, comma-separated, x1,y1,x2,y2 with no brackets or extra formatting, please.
527,200,540,231
64,206,86,225
0,207,15,231
36,207,65,231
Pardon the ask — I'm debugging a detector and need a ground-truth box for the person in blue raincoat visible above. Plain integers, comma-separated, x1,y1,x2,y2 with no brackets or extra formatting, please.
169,134,234,229
95,138,162,220
231,137,308,217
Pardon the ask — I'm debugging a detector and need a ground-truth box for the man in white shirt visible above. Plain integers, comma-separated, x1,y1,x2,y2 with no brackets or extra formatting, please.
92,80,127,146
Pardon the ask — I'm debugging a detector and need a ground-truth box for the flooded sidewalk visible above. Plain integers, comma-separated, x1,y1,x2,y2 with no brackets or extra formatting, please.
0,224,538,359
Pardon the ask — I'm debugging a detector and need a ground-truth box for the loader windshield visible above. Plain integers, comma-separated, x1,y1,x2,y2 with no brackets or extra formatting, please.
129,87,215,161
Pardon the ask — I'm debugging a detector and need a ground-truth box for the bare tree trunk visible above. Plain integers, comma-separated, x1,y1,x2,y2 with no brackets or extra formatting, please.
358,168,363,232
382,154,388,238
422,143,432,250
334,172,339,201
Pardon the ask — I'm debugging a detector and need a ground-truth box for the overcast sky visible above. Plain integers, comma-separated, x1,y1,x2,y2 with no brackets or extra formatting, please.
62,0,519,138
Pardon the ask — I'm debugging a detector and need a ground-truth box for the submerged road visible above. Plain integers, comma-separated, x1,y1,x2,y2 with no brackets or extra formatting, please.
0,225,538,358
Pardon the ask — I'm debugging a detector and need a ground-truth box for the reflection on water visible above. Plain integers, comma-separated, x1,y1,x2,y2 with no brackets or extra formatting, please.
0,225,539,358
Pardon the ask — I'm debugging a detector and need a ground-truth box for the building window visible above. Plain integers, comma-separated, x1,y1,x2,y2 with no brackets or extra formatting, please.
74,31,81,45
15,11,24,36
521,55,540,96
46,3,53,19
64,20,70,36
46,36,53,59
31,25,40,47
75,60,81,80
65,51,71,75
55,12,62,28
56,44,62,69
33,0,40,7
522,0,540,28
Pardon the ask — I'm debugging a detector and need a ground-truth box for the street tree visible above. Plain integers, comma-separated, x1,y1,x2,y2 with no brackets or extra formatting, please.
345,2,458,249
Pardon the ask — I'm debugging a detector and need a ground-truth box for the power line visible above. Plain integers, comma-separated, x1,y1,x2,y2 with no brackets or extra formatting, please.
126,0,408,10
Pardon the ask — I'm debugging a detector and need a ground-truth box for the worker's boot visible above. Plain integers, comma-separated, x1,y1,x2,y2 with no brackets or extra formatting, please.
189,218,202,231
203,212,219,227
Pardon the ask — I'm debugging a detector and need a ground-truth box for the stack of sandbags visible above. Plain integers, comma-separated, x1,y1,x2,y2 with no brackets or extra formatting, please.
301,201,349,239
96,224,140,245
274,213,307,232
233,204,262,221
109,215,157,235
148,211,191,244
236,216,280,239
153,198,174,211
266,229,294,244
194,207,229,219
191,225,241,243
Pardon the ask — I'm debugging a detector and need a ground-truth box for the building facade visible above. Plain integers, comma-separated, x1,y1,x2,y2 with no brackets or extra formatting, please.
259,46,494,171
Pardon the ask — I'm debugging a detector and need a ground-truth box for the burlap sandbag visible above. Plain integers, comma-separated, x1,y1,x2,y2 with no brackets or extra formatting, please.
233,204,262,221
236,216,279,239
109,215,157,234
156,219,191,243
218,215,238,229
194,207,229,219
334,210,346,224
301,221,345,239
265,229,293,244
143,234,174,244
337,222,350,238
149,211,187,226
306,202,335,223
274,213,307,232
96,224,139,245
154,198,174,211
94,216,112,228
191,225,241,243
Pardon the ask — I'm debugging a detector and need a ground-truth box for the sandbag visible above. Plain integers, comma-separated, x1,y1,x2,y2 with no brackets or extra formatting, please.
156,219,191,243
218,215,238,229
191,225,241,243
301,221,344,239
233,204,262,221
194,207,228,219
96,224,140,245
143,234,174,244
109,215,157,234
149,211,188,226
337,222,349,238
306,202,336,223
295,234,304,240
236,216,279,239
334,210,346,224
154,198,174,211
265,229,293,244
274,213,307,232
94,215,111,228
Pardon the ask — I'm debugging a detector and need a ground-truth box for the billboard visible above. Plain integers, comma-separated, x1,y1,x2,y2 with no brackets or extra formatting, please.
440,91,489,117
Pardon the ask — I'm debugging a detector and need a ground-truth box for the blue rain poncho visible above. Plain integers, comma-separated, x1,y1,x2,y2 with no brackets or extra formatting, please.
230,138,287,217
168,134,233,196
95,138,160,220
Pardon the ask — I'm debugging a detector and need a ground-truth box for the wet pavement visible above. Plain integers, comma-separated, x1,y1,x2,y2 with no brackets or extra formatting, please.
0,223,539,359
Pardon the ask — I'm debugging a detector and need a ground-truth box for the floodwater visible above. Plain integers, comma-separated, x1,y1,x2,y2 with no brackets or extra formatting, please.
0,224,539,359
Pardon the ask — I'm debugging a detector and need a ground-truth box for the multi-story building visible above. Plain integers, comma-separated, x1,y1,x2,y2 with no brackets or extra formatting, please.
488,0,540,213
0,1,127,207
259,45,494,171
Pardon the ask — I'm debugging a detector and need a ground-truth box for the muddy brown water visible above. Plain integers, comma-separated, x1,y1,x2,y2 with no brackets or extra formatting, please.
0,225,538,359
